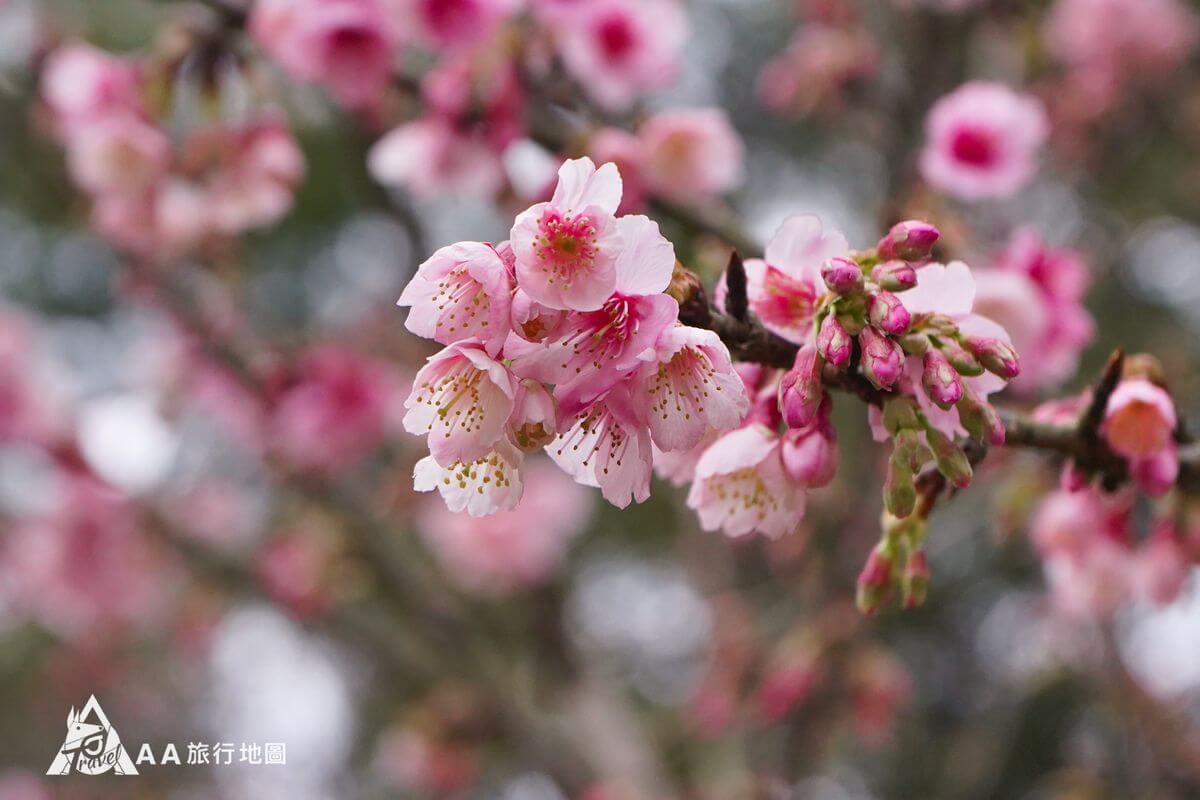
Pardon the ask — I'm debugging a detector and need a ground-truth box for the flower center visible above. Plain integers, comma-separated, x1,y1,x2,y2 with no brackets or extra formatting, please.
596,14,637,62
534,209,600,288
950,127,997,168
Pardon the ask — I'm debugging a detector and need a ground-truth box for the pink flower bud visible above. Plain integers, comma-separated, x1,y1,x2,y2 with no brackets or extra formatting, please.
856,543,895,615
1102,379,1177,461
965,335,1020,379
866,290,911,335
871,260,918,292
778,345,825,429
921,348,964,409
1131,446,1179,498
877,220,940,262
821,257,865,295
859,326,904,390
1059,461,1089,492
817,314,853,367
957,388,1005,446
781,403,838,488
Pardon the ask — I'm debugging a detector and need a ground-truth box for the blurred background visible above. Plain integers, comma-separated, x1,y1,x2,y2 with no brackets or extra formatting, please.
1,0,1200,798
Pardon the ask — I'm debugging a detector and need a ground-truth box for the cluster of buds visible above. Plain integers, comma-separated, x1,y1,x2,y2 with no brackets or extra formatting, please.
856,513,931,615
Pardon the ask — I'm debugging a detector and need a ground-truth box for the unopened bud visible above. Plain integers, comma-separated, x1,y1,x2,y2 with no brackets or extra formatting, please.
778,345,825,429
781,405,838,488
856,542,895,615
871,260,918,292
866,290,911,335
966,336,1020,379
882,397,920,435
956,388,1005,446
884,449,917,519
877,220,940,262
901,550,930,609
859,325,904,390
821,257,865,295
924,426,973,488
939,338,984,377
922,348,964,409
817,314,853,367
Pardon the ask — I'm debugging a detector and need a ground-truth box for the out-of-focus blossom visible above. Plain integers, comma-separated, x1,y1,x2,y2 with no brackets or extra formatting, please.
686,424,806,539
587,127,648,213
40,43,142,129
257,529,334,617
1,478,173,638
1044,0,1199,113
848,648,912,744
375,726,478,795
972,228,1094,393
416,460,591,593
401,0,522,51
757,23,877,117
1102,378,1179,496
1031,487,1192,616
638,109,744,203
65,114,170,197
250,0,400,110
0,772,51,800
551,0,687,111
919,82,1049,200
271,346,401,473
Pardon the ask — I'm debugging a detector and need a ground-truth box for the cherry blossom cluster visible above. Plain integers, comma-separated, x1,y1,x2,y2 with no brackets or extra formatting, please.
400,157,750,516
40,43,305,261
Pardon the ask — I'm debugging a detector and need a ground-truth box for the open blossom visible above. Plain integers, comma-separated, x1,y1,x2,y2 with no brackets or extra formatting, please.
370,118,507,198
510,157,625,311
65,113,169,197
973,229,1094,393
398,241,514,355
742,215,849,344
552,0,687,111
507,213,678,414
414,441,526,516
757,23,877,117
404,340,518,468
633,324,749,452
687,424,806,539
549,384,654,508
919,82,1049,200
40,43,142,130
270,346,401,473
401,0,522,51
1102,378,1179,496
416,460,592,594
250,0,399,110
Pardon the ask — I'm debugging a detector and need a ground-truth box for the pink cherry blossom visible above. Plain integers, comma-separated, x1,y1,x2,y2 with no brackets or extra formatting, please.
548,384,653,508
974,228,1094,393
40,43,142,130
404,341,518,467
553,0,687,111
687,424,806,539
64,113,170,197
507,213,678,413
639,108,744,203
271,346,400,473
633,324,749,452
369,117,507,198
1044,0,1198,111
742,215,849,344
402,0,523,51
416,459,592,594
510,157,626,311
0,772,51,800
780,395,838,487
757,23,877,117
1102,379,1179,496
250,0,400,110
919,81,1049,200
1,478,173,638
398,241,514,355
413,440,526,516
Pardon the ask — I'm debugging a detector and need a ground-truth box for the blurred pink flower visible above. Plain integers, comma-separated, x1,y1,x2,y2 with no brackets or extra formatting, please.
1,478,173,638
250,0,400,109
370,118,507,198
416,459,591,593
257,529,333,617
919,81,1049,200
40,43,142,130
553,0,687,110
0,772,51,800
1102,378,1179,496
64,113,169,197
272,346,401,473
757,24,877,117
1044,0,1198,111
402,0,523,50
587,127,648,213
639,108,744,202
973,228,1094,393
686,424,806,539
